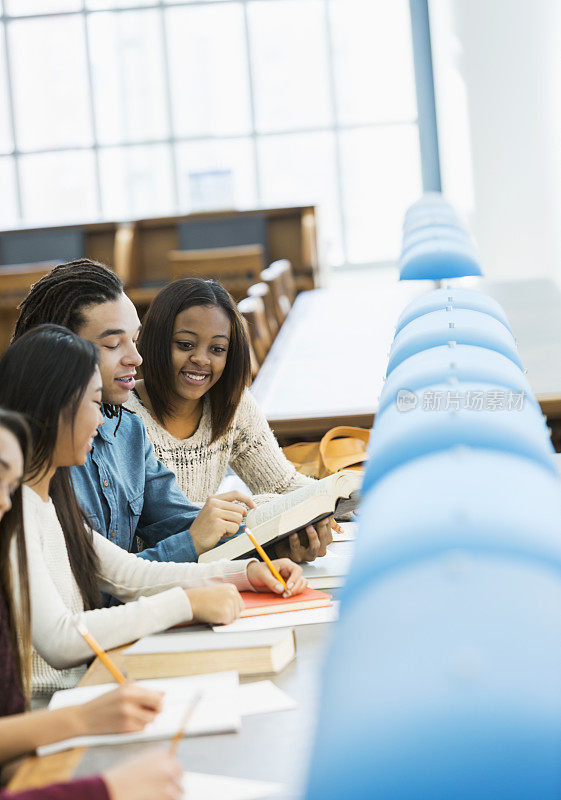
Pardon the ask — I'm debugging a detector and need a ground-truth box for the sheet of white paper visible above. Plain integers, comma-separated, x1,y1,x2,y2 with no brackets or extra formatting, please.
239,681,297,716
182,771,283,800
301,552,351,581
306,576,344,589
213,603,339,633
39,672,239,755
331,521,357,541
327,540,355,557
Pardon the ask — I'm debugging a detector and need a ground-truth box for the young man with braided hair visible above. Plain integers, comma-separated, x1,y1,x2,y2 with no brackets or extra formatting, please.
12,259,256,563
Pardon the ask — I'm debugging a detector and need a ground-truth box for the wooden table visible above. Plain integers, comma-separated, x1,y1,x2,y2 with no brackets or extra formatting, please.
251,282,429,438
8,623,333,798
252,277,561,439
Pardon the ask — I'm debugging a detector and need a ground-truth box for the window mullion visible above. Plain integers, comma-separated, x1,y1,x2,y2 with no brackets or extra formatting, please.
242,0,261,208
157,1,180,212
323,0,348,268
2,18,23,221
82,2,103,219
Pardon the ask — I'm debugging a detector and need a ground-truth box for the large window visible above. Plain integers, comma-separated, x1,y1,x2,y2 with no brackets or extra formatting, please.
0,0,425,268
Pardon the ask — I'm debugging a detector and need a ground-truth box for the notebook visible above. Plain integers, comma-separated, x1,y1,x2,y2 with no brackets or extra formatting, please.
38,672,239,755
240,587,332,617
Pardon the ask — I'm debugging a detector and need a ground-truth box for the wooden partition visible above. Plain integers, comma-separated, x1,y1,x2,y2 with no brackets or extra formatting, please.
131,206,318,293
0,207,319,354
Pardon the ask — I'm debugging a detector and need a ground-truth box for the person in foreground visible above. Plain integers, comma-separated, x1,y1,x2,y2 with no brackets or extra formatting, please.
13,259,257,563
0,325,304,697
0,407,184,800
129,277,337,561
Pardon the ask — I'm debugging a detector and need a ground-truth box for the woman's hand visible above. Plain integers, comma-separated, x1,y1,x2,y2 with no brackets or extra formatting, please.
275,516,334,562
186,583,244,625
190,491,256,555
247,559,306,597
103,749,183,800
77,683,164,736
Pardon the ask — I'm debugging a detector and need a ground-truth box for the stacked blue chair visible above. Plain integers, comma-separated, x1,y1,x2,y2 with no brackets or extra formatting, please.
400,192,482,280
305,199,561,800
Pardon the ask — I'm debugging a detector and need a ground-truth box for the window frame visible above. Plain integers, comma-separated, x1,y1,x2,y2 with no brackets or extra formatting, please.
0,0,440,270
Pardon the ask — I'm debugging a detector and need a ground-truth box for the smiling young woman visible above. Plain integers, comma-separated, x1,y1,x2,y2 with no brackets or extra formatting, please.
129,277,336,563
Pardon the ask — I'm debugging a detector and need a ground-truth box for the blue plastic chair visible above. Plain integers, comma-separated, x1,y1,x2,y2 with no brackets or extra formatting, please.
348,448,561,601
378,345,533,416
305,556,561,800
395,287,511,334
387,309,522,375
362,381,554,492
399,239,482,280
401,224,473,254
402,215,468,236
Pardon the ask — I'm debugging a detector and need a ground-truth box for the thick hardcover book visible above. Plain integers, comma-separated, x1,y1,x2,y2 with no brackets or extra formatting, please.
122,628,297,680
199,471,361,563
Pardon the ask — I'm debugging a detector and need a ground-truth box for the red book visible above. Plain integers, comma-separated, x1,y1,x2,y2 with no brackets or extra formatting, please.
240,587,332,618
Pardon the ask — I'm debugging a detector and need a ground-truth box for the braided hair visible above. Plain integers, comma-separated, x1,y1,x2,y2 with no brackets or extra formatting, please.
14,258,123,339
13,259,126,427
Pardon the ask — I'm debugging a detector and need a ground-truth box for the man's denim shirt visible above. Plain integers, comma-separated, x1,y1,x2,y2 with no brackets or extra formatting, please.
71,409,200,563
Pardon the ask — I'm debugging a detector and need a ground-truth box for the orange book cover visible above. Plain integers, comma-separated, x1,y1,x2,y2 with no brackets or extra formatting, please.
240,587,332,618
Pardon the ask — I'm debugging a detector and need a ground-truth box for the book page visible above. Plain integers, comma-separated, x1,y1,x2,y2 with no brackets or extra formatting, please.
245,472,360,529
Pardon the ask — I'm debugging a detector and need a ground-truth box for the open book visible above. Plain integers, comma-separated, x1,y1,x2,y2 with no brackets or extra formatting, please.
199,471,361,563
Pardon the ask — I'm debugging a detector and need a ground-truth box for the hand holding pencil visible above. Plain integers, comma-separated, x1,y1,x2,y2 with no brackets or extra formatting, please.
244,528,307,597
72,619,164,735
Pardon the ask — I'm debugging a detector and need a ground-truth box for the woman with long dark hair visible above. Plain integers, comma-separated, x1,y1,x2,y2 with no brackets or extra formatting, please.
0,325,304,696
0,407,183,800
129,277,337,563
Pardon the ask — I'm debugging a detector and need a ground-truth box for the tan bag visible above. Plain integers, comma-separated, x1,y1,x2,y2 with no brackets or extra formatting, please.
283,426,370,480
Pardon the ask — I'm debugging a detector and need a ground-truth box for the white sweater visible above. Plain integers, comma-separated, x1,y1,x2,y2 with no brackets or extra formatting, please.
125,389,313,506
19,486,255,696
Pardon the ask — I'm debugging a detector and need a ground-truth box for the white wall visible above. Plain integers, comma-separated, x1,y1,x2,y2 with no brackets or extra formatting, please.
429,0,561,281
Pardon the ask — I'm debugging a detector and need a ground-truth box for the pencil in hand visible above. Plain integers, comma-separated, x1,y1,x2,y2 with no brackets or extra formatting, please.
73,619,128,684
244,528,287,592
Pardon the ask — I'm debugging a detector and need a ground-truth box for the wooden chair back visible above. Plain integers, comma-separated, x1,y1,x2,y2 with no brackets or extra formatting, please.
168,244,264,301
247,281,279,341
238,295,272,366
260,260,294,327
269,259,297,304
239,316,260,380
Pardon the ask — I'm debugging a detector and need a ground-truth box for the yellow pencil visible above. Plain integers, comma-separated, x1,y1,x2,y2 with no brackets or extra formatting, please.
73,620,127,684
245,528,287,591
169,691,202,755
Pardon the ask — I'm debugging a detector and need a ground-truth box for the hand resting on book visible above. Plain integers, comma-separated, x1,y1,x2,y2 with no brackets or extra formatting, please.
275,516,334,562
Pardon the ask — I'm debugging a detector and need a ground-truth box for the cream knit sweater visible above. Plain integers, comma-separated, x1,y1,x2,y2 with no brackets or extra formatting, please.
19,486,256,696
125,389,314,506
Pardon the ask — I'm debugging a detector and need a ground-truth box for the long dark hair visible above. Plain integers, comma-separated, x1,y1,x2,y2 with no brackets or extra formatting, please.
138,278,251,442
13,258,125,425
0,409,32,698
0,325,101,610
